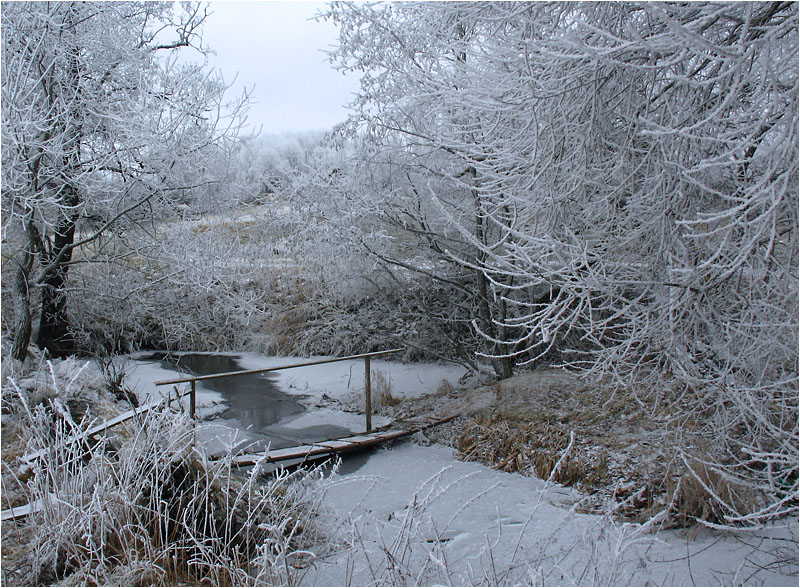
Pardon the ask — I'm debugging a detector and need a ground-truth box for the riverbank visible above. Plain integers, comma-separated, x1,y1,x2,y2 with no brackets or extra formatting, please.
307,442,797,586
121,351,798,585
3,353,797,585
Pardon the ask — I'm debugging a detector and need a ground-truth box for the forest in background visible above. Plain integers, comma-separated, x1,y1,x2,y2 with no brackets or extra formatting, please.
2,0,797,532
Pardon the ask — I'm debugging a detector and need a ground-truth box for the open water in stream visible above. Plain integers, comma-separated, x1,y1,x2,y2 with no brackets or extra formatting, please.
141,352,356,457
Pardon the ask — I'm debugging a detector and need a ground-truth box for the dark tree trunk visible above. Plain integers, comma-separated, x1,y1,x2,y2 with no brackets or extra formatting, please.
11,272,33,362
11,219,44,361
470,174,514,381
475,270,514,380
36,214,77,357
11,242,35,361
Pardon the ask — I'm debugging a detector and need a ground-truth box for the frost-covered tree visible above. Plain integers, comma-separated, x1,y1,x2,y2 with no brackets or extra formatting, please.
326,1,798,523
277,136,480,363
324,2,541,377
483,2,798,524
1,1,246,359
231,131,326,204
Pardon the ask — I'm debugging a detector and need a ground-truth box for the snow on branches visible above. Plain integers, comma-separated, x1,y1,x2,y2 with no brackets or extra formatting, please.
1,1,248,359
325,1,798,525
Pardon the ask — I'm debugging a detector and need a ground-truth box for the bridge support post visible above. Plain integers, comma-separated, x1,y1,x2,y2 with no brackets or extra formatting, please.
190,380,196,420
364,356,372,432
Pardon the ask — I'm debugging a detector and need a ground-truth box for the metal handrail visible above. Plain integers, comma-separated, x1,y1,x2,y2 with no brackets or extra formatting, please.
153,348,405,431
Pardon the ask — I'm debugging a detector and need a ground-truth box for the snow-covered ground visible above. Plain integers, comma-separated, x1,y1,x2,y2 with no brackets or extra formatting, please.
121,352,798,586
309,443,798,587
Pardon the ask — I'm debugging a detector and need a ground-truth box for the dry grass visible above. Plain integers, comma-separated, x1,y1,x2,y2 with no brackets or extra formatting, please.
377,366,775,527
370,369,400,410
457,414,600,488
442,369,779,528
436,379,455,396
1,359,332,587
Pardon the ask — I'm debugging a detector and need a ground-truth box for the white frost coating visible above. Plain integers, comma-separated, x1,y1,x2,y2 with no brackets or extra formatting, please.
323,0,798,528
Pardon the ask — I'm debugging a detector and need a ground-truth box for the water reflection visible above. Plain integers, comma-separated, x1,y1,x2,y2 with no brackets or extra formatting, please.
144,352,355,452
154,352,305,426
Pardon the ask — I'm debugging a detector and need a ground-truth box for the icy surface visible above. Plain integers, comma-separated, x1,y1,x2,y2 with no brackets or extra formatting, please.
233,352,467,402
309,443,798,587
120,352,797,586
123,351,465,426
121,352,465,456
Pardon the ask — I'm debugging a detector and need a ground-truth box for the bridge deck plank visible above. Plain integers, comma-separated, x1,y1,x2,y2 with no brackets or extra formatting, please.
227,418,459,468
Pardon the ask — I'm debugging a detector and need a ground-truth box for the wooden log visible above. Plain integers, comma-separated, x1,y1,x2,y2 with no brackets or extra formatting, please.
18,393,186,467
1,500,42,522
227,413,460,468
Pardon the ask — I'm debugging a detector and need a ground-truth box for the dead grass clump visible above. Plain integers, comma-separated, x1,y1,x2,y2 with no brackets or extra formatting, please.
263,281,312,355
606,463,763,528
665,459,764,527
2,360,332,587
7,405,330,586
436,379,455,396
371,369,400,410
457,414,590,487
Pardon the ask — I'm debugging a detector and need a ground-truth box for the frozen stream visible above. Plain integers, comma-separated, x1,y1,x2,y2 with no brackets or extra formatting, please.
120,352,796,585
132,352,356,457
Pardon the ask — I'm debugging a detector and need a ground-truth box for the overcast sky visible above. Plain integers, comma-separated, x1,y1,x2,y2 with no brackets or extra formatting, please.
195,1,360,135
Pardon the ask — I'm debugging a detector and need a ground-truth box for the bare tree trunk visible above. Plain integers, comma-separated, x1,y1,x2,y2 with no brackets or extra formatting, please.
472,183,514,380
36,213,77,357
10,218,45,361
475,269,514,379
11,241,35,362
11,273,33,362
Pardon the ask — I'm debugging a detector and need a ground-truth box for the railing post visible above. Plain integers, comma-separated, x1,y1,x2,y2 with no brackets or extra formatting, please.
190,380,196,420
364,356,372,433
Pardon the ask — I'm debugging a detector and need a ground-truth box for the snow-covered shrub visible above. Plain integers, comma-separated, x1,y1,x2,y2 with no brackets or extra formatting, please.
1,352,111,425
259,270,434,358
1,364,333,586
62,213,274,355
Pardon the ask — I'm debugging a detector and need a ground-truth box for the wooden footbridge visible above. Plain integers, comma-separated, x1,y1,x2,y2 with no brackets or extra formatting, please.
2,349,459,522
